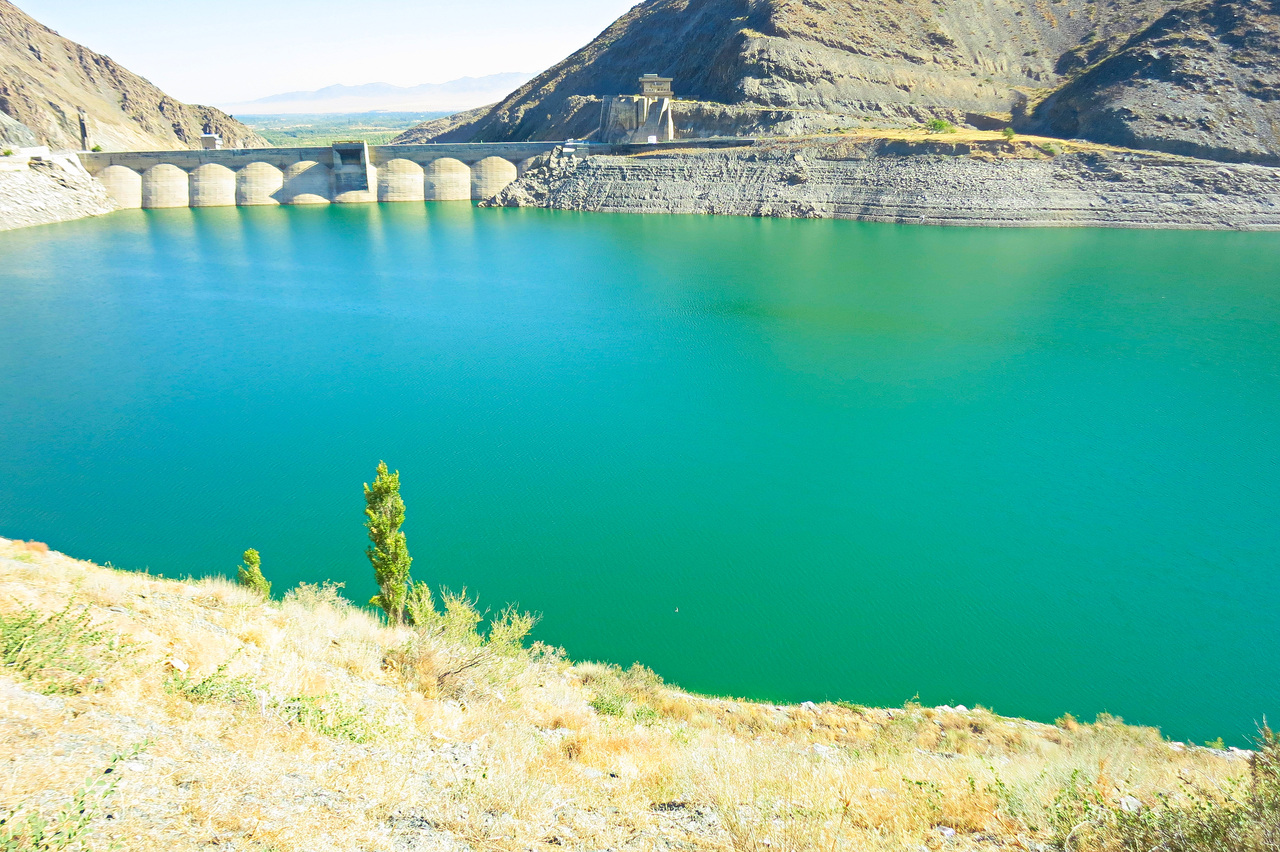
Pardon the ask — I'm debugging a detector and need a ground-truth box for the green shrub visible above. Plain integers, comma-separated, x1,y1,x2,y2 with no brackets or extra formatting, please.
404,580,436,627
388,589,538,699
429,589,536,652
365,461,412,625
1043,727,1280,851
89,145,102,153
589,689,629,717
0,743,145,852
1,149,13,157
284,580,349,610
582,663,666,723
1103,727,1280,851
166,659,380,742
165,662,258,705
236,548,270,599
0,605,132,695
278,694,380,743
925,118,957,133
1002,127,1016,140
439,588,484,644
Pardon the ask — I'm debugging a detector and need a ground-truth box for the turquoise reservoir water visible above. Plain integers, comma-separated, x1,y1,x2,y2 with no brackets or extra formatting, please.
1,205,1278,744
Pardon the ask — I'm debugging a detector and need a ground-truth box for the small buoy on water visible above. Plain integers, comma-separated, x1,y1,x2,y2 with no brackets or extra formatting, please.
675,607,679,613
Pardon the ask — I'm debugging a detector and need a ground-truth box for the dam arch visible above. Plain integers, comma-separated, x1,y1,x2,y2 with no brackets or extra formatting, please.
282,161,331,205
96,165,142,209
378,159,425,202
471,157,518,200
141,164,190,209
237,162,285,206
190,163,236,207
424,158,471,201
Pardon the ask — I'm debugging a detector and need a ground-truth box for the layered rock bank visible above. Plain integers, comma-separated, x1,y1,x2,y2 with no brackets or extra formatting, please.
485,137,1280,230
0,152,114,231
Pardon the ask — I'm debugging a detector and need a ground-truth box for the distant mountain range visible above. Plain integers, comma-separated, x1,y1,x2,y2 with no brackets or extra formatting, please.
220,73,534,116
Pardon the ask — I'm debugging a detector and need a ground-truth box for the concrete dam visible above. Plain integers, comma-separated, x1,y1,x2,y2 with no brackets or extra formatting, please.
77,142,581,209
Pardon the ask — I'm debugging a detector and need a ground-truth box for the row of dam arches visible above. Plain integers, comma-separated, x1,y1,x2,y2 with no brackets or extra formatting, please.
94,157,524,209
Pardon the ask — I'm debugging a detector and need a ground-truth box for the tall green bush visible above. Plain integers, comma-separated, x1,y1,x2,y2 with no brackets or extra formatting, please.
236,548,270,599
365,461,413,624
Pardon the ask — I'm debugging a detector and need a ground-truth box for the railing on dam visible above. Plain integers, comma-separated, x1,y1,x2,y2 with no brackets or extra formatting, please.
76,141,583,210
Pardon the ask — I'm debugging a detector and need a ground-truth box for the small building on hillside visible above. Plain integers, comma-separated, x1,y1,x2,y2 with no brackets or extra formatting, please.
599,74,676,144
639,74,674,99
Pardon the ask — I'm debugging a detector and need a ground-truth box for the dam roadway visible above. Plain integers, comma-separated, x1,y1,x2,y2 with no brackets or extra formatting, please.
76,141,583,209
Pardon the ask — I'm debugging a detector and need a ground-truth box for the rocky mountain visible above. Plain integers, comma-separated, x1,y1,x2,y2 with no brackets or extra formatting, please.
1031,0,1280,164
396,0,1179,143
0,0,265,151
397,0,1279,164
391,103,497,145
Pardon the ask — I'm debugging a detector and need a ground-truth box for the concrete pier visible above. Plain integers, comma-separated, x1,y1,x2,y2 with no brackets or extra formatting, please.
78,142,581,210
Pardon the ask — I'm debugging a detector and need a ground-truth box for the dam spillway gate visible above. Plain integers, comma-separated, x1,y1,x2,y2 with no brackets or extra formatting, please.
77,141,580,209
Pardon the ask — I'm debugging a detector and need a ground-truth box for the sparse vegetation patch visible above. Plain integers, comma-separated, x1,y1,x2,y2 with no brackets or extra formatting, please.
0,745,146,852
0,604,132,695
0,531,1266,852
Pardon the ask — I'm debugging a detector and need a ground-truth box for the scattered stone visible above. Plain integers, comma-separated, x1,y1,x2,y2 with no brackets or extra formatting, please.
1118,796,1143,814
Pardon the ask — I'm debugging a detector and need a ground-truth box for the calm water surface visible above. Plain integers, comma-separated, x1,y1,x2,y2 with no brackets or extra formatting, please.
1,204,1277,744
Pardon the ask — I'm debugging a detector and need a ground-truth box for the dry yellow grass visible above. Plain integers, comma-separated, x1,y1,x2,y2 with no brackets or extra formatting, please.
0,537,1255,852
639,128,1148,163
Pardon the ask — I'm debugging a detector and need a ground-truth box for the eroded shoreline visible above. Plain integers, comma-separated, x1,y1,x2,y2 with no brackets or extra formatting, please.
485,137,1280,231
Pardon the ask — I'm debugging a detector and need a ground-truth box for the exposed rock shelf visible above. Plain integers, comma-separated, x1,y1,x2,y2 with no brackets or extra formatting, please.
0,152,114,231
485,138,1280,230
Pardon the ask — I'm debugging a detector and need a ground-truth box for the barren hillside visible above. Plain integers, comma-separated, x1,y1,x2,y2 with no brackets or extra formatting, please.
0,0,265,151
397,0,1280,165
1031,0,1280,164
396,0,1178,143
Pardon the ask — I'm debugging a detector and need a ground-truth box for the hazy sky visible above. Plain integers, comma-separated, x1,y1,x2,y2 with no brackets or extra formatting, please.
17,0,639,105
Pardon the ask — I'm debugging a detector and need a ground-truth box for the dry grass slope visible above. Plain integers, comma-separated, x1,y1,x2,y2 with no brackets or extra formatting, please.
0,537,1271,852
